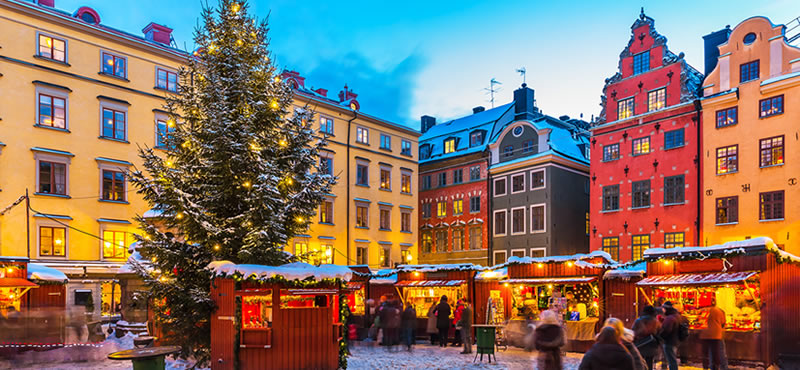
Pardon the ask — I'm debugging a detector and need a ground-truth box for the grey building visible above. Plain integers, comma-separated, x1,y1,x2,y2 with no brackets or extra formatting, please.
488,84,591,264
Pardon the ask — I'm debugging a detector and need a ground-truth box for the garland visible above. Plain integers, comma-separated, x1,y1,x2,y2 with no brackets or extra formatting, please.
226,272,340,289
234,296,242,370
643,247,800,266
338,282,350,369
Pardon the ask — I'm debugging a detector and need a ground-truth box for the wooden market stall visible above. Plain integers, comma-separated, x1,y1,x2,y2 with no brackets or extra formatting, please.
209,261,352,370
601,261,646,327
637,237,800,367
344,266,370,339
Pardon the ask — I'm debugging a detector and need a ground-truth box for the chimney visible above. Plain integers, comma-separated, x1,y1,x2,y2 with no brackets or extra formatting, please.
703,25,731,76
280,70,305,89
420,115,436,133
142,22,173,46
314,88,328,97
472,106,486,114
338,84,358,102
37,0,55,7
513,83,536,121
559,115,570,121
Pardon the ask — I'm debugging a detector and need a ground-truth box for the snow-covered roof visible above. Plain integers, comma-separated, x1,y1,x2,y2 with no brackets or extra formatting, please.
489,114,590,167
27,263,68,283
603,261,647,280
394,263,485,273
642,237,785,260
475,267,508,281
502,250,616,268
419,103,514,164
141,209,166,218
209,261,352,282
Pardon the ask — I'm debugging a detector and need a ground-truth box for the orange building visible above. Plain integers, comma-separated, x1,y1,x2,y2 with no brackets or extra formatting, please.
700,16,800,253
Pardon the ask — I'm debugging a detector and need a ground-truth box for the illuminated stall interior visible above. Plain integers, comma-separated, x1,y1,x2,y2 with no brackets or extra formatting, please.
509,277,600,321
398,280,467,318
101,281,121,317
0,261,37,315
345,282,365,315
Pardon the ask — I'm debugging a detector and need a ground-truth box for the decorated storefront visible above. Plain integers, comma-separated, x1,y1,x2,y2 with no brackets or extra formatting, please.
601,261,646,327
637,237,800,367
0,257,37,315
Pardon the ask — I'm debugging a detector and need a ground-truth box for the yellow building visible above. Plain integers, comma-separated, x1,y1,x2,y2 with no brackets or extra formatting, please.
282,71,420,269
701,16,800,253
0,0,185,315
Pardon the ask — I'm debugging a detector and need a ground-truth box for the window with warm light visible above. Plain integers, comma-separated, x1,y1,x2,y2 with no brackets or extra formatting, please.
102,108,126,140
437,201,447,218
602,237,619,261
759,136,784,167
617,97,634,120
664,232,684,248
356,205,368,228
320,116,334,135
38,34,66,63
401,249,411,263
319,200,333,224
156,67,178,92
647,88,666,111
380,168,391,190
102,230,130,259
38,94,66,129
101,170,126,201
101,52,126,79
380,247,391,267
39,226,66,257
294,242,309,261
603,144,620,161
401,172,411,193
759,95,783,118
632,235,649,260
716,107,738,128
716,145,738,174
453,199,463,215
421,232,432,253
716,196,738,224
632,136,650,156
356,127,369,144
444,138,456,154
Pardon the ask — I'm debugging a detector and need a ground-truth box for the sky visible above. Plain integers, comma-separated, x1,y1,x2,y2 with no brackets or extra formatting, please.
56,0,800,129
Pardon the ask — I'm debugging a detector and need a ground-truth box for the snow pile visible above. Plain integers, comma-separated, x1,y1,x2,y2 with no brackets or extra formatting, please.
604,261,647,280
118,242,150,274
643,237,783,259
208,261,352,281
393,263,484,273
369,269,397,285
502,250,616,268
27,263,68,283
475,267,508,280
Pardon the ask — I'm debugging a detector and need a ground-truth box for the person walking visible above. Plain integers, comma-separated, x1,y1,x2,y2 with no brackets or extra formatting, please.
633,305,662,370
402,302,417,352
434,295,451,347
458,299,473,354
659,302,681,370
700,298,728,370
452,299,464,346
534,310,566,370
605,318,647,370
579,326,635,370
426,302,438,345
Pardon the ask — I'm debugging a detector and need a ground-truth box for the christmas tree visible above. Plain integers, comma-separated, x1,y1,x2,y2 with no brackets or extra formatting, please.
128,0,335,363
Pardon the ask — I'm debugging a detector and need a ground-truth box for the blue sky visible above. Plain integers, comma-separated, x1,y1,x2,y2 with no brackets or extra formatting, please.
58,0,800,129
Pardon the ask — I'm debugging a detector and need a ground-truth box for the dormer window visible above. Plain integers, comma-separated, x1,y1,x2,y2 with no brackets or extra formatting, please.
632,51,650,75
444,138,457,154
420,144,431,159
469,131,484,147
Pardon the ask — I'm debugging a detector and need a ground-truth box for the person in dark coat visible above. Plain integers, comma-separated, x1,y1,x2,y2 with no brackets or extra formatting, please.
659,302,681,370
535,310,566,370
633,305,662,370
426,302,438,345
579,326,635,370
457,299,473,354
401,303,417,351
605,317,647,370
433,295,451,347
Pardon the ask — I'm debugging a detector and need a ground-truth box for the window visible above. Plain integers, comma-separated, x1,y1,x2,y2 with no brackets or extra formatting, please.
470,131,484,147
617,97,634,120
356,164,368,186
759,136,784,167
493,210,507,236
530,204,545,233
420,145,431,159
716,196,738,224
38,94,66,129
401,140,412,156
664,175,685,204
320,245,333,265
102,108,126,140
760,191,784,221
156,119,175,148
453,169,463,184
452,228,464,251
469,226,482,250
740,60,759,83
437,172,447,187
401,211,411,232
511,173,525,193
522,140,536,153
156,67,178,92
421,203,431,218
586,212,590,235
380,168,391,190
356,127,369,144
102,230,130,259
531,170,545,189
511,207,525,235
494,251,507,265
469,166,481,181
401,172,411,193
421,175,431,190
602,237,619,261
101,52,126,78
38,161,67,195
511,249,525,258
319,200,333,224
632,51,649,75
602,185,620,211
444,138,456,154
74,291,91,306
435,229,448,252
759,95,784,118
503,145,513,158
379,209,390,230
101,170,125,201
469,196,480,213
380,247,390,267
716,107,738,128
38,34,66,62
401,249,411,263
380,134,391,150
320,156,334,176
356,205,369,228
647,88,666,111
664,129,684,149
494,177,507,196
421,232,432,253
39,226,66,257
632,137,650,156
632,180,650,208
356,246,367,265
603,144,620,161
716,145,738,174
320,116,334,135
453,199,463,215
632,235,649,261
530,248,546,258
664,232,685,248
437,201,447,218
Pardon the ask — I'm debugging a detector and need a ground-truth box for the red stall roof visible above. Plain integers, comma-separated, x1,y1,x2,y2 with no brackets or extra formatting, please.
636,271,758,287
0,278,38,288
346,282,364,290
396,280,466,287
506,277,597,285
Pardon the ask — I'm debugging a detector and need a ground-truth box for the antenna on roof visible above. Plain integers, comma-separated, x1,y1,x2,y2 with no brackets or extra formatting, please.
483,78,502,108
516,67,527,85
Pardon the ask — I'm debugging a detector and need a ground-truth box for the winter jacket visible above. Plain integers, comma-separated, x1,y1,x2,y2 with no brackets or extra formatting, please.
426,305,438,334
534,323,566,351
660,311,681,345
632,314,661,357
434,302,451,329
402,307,417,329
699,306,726,340
457,304,473,331
453,304,464,327
621,329,648,370
578,342,635,370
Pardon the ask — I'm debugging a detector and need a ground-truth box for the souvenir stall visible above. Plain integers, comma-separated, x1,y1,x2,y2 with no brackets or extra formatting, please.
209,261,352,370
0,257,38,349
344,266,370,339
601,262,646,326
639,237,800,367
474,267,511,326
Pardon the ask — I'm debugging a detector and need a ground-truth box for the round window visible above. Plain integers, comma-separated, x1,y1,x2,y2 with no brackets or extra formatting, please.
743,32,757,45
512,125,524,137
80,12,97,24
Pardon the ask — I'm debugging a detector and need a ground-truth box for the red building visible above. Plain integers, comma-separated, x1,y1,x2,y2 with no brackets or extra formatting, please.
589,10,704,262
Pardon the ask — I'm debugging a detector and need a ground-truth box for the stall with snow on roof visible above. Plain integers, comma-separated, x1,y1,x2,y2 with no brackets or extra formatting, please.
209,261,352,370
0,257,37,314
602,261,646,326
639,237,800,367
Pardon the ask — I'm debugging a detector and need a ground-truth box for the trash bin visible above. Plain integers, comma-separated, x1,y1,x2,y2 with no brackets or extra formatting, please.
475,326,496,363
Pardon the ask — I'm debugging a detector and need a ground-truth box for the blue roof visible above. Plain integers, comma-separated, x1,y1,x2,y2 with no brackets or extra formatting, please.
489,115,590,168
419,103,514,164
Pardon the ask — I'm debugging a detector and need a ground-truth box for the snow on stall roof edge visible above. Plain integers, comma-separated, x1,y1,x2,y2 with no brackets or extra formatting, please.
208,260,353,281
502,250,616,268
643,236,800,263
27,263,68,282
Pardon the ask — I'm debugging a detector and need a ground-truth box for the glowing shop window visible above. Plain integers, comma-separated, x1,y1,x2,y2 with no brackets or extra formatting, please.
242,293,273,329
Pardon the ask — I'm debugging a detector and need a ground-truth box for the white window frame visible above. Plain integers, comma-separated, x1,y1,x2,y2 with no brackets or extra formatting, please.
493,176,507,197
530,169,546,190
36,31,68,64
530,247,547,258
97,159,130,203
99,49,128,79
98,99,129,142
510,206,526,235
493,209,507,237
319,115,335,135
34,151,71,197
35,219,69,259
35,84,70,131
493,250,507,265
356,126,369,144
510,173,526,194
510,248,526,258
530,203,546,234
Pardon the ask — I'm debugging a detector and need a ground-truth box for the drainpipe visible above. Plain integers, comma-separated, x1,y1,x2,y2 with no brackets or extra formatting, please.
346,110,358,264
694,99,702,246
